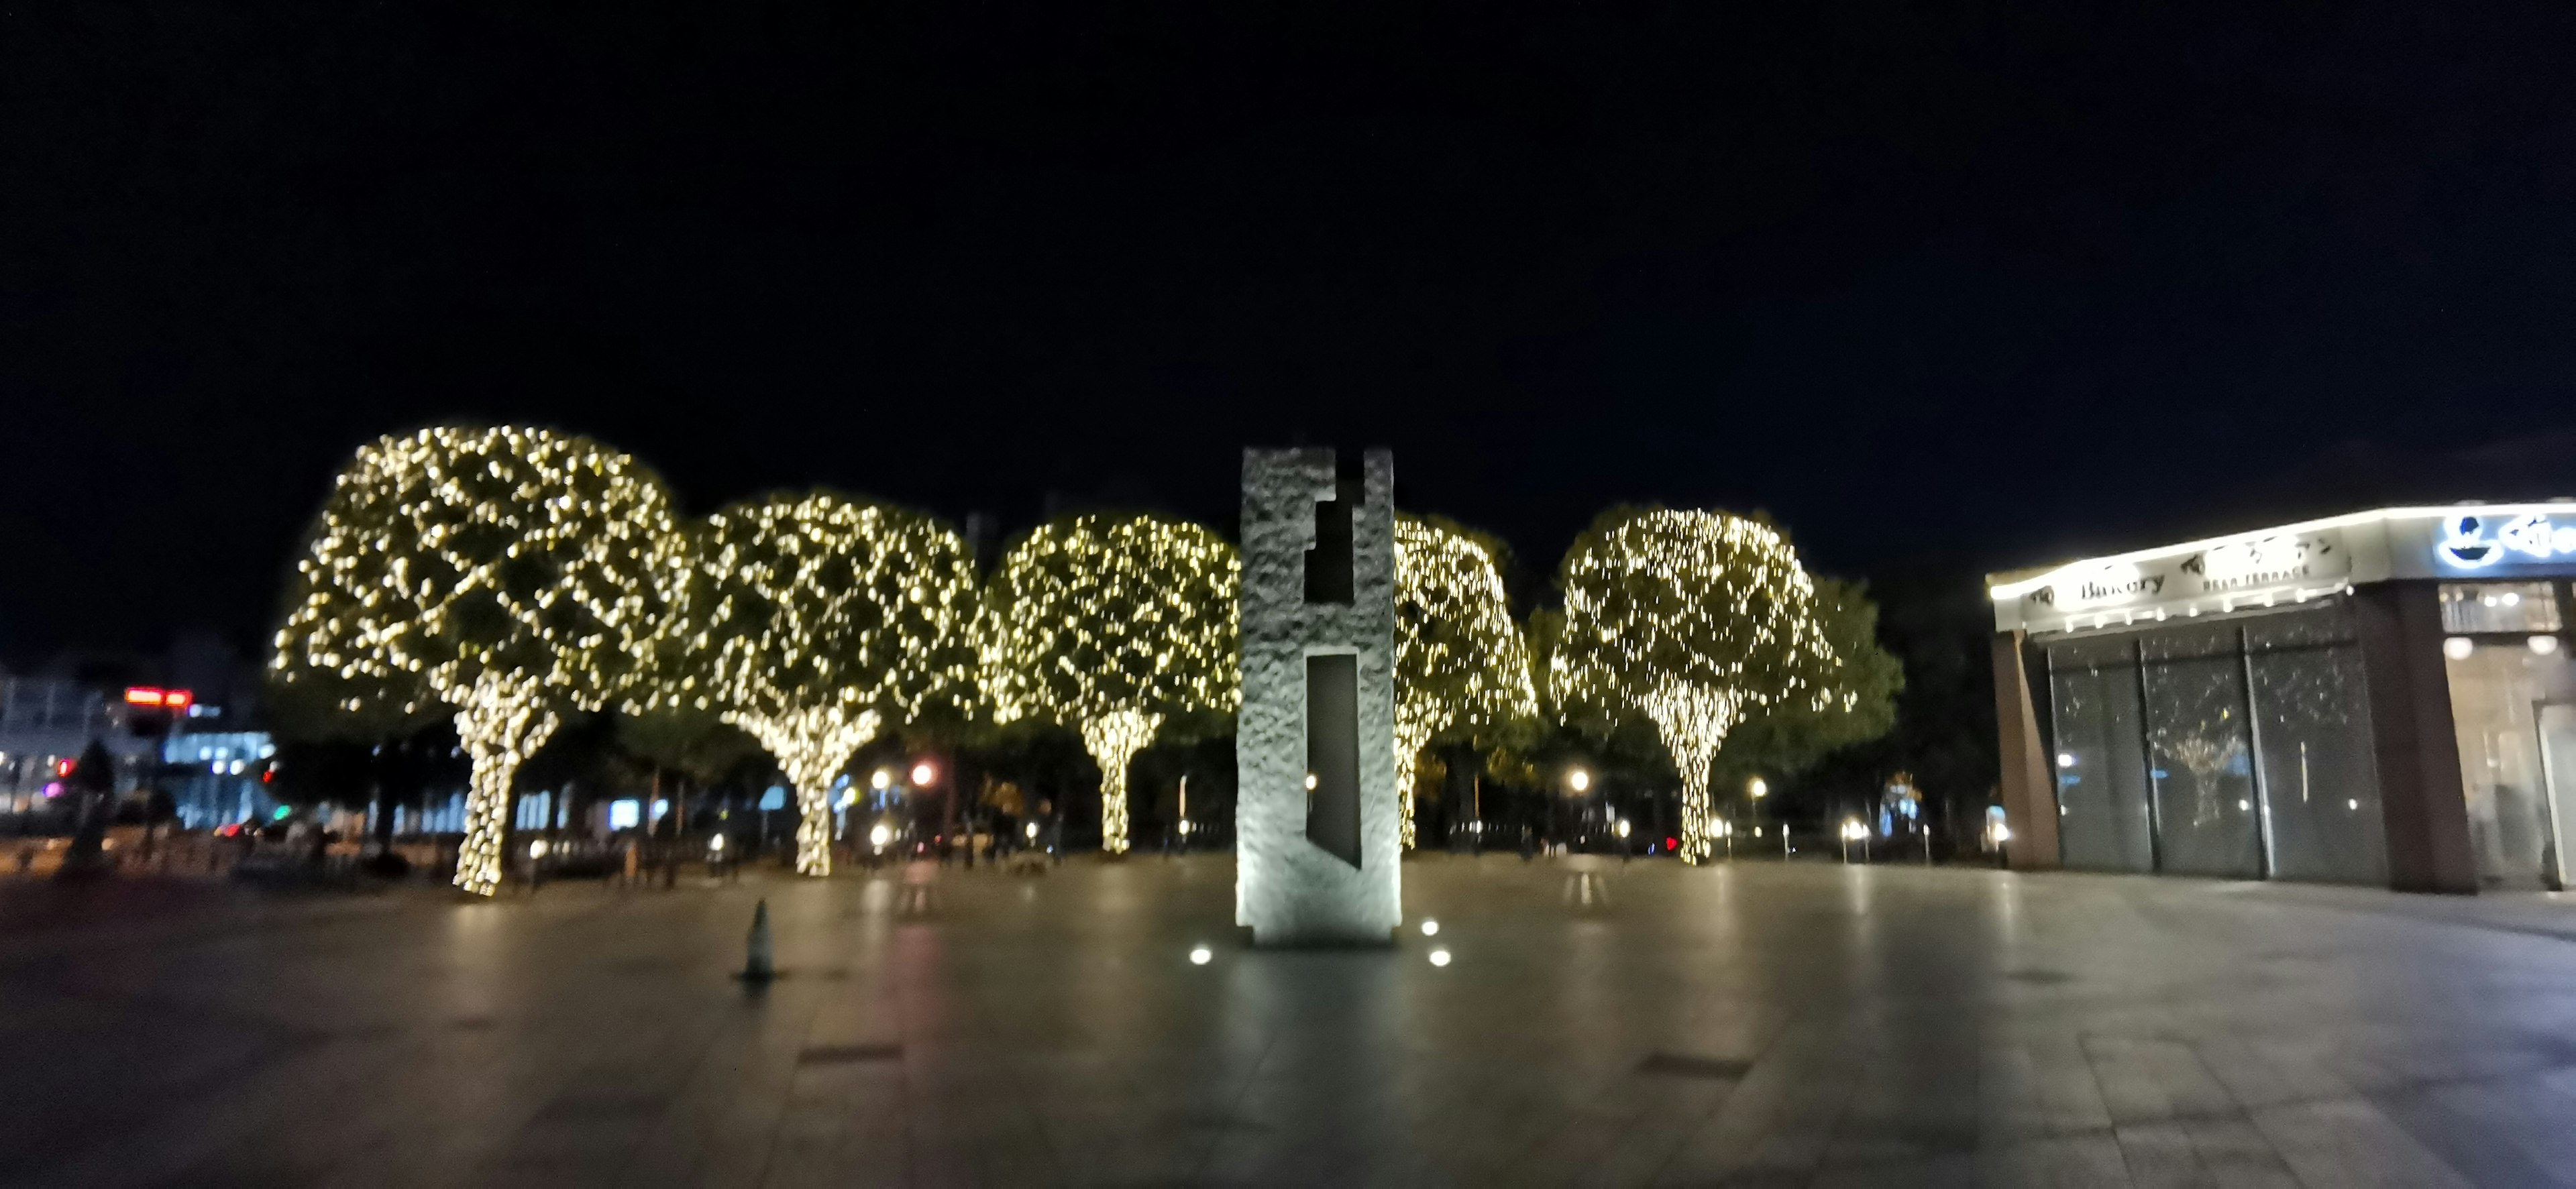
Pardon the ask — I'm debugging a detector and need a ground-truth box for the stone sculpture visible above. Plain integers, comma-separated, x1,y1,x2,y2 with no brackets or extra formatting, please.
1235,447,1401,944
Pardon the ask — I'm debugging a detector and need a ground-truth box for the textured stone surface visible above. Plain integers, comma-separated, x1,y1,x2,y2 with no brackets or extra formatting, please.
1235,447,1401,944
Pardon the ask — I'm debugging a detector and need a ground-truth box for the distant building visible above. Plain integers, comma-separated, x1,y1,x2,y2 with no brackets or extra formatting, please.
0,677,156,812
162,730,278,830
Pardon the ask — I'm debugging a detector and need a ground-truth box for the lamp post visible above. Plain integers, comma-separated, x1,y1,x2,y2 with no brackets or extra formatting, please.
1747,775,1772,860
1565,767,1591,855
1840,818,1870,864
914,757,944,824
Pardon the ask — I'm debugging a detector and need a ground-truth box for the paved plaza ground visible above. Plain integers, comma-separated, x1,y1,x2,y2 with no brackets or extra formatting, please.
5,854,2576,1187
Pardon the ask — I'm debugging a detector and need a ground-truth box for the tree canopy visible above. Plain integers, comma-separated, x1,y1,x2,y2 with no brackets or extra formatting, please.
1550,506,1849,862
1394,512,1538,847
639,491,978,874
1712,576,1902,783
977,513,1239,852
269,425,679,894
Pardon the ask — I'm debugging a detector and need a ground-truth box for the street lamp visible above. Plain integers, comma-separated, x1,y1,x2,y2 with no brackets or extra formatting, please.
1746,776,1771,858
1840,818,1870,863
871,768,894,791
910,760,938,786
1562,768,1596,856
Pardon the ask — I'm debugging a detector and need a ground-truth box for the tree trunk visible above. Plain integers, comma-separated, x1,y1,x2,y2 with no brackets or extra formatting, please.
451,674,560,897
374,784,398,854
1644,685,1740,865
58,790,111,879
669,779,689,887
1393,710,1441,852
454,752,525,895
1081,710,1162,855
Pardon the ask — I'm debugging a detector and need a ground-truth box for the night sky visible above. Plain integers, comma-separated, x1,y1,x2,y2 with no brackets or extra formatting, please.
7,2,2576,663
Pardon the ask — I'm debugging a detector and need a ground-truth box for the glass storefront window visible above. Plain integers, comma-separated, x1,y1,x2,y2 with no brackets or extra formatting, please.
2438,582,2563,634
2045,636,2155,872
2141,622,2264,879
2245,607,2387,885
2443,638,2576,889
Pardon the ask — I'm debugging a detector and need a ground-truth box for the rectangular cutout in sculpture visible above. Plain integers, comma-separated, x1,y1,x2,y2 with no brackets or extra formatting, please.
1237,447,1401,945
1305,469,1359,605
1306,653,1362,868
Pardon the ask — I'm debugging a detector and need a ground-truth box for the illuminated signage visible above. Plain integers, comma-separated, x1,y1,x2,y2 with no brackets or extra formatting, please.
1992,504,2576,634
2019,530,2346,618
2190,532,2345,592
2025,562,2164,612
2437,512,2576,570
122,687,193,710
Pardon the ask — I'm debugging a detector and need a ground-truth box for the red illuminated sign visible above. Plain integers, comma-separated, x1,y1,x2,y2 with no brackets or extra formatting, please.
122,687,193,710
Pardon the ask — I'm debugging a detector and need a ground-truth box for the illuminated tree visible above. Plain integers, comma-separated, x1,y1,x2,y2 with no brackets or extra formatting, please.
270,427,678,895
979,514,1239,854
637,493,978,876
1551,508,1848,863
1394,514,1538,848
1714,576,1903,787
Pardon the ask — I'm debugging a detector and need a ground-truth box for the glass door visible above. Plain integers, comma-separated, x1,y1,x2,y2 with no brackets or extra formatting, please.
2047,637,2156,872
2141,623,2264,880
2445,640,2573,889
2537,702,2576,890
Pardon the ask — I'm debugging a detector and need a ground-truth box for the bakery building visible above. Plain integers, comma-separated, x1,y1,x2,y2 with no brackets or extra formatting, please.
1988,504,2576,893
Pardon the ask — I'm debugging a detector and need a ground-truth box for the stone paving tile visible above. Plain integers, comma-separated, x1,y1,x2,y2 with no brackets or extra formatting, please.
1979,1132,2135,1187
6,856,2576,1186
2112,1122,2213,1188
2248,1097,2476,1189
2174,1118,2302,1189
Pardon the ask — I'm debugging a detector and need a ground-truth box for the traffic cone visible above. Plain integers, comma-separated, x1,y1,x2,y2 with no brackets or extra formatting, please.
743,899,776,982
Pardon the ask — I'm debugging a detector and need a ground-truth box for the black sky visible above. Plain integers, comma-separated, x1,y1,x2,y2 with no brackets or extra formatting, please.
6,1,2576,662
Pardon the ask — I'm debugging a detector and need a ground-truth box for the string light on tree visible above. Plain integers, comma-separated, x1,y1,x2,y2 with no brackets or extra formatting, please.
1081,710,1163,854
635,493,978,877
269,427,680,896
979,514,1239,854
1393,514,1538,849
1550,508,1850,864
